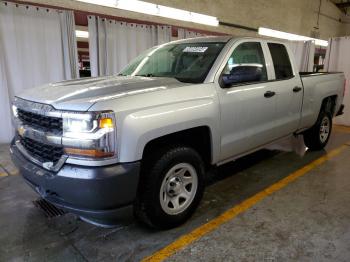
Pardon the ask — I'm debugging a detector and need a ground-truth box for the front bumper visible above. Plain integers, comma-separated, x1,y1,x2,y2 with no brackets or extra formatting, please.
10,140,140,224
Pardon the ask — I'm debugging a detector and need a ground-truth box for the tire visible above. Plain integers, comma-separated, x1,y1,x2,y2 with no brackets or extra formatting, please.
303,110,332,151
134,146,205,229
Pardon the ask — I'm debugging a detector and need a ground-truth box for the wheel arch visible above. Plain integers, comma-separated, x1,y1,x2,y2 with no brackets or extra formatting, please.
320,95,337,116
141,126,214,167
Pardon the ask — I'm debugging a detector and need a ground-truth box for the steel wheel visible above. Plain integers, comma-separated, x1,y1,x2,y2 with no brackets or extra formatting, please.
319,116,330,143
134,146,205,229
159,163,198,215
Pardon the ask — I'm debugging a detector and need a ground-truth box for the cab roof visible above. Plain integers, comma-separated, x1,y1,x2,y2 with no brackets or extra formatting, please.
171,36,234,44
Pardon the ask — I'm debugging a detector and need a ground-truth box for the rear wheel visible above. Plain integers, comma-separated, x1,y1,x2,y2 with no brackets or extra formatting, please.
134,146,205,229
303,110,332,150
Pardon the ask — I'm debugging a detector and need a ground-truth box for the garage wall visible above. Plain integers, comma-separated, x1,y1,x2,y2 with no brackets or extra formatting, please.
149,0,344,39
16,0,345,39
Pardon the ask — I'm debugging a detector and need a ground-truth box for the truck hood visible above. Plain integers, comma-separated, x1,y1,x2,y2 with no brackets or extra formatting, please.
16,76,186,111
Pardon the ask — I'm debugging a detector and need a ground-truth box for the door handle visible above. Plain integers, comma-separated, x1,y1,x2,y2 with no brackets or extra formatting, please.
293,86,302,92
264,91,275,98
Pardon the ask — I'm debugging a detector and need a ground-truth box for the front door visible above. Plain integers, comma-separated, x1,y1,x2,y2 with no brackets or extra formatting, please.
216,41,278,161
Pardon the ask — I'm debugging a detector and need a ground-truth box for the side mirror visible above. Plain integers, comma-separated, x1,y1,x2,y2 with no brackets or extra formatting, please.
220,64,264,88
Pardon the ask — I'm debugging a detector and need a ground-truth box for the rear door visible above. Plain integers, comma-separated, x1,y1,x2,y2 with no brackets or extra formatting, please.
265,42,304,137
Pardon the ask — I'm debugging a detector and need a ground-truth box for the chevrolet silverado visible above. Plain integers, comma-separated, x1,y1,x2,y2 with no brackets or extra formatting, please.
10,36,345,229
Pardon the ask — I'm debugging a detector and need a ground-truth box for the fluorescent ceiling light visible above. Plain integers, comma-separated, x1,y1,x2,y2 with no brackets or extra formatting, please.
77,0,116,8
314,39,328,47
157,5,192,22
258,27,328,47
76,0,219,26
190,12,219,27
259,27,309,41
75,30,89,38
117,0,158,15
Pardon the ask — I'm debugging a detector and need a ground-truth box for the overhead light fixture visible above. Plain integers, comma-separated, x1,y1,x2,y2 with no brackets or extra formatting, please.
190,12,218,27
258,27,328,47
75,30,89,38
314,39,328,47
76,0,219,26
157,5,191,22
117,0,158,15
77,0,116,8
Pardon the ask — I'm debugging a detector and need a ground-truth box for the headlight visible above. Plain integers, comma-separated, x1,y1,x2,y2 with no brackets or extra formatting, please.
62,111,116,160
63,118,97,133
12,105,18,118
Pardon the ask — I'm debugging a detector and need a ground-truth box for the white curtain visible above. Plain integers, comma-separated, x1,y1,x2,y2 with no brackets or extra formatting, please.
157,25,171,45
178,28,206,39
59,11,79,79
0,2,79,143
288,40,315,72
325,37,350,126
88,16,172,76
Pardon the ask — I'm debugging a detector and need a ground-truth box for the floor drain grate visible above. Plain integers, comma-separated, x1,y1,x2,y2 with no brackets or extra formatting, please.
33,198,67,218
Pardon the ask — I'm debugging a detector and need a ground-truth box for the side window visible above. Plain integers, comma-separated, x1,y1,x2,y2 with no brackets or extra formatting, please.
268,43,294,80
221,42,268,86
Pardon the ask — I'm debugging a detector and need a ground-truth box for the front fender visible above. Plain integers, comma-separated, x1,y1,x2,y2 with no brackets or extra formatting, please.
117,98,220,163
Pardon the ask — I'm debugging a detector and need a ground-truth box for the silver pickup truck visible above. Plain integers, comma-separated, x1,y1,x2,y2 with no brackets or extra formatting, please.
10,36,345,229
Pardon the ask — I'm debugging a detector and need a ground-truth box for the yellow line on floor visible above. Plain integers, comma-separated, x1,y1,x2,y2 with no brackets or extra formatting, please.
142,144,349,262
333,125,350,133
0,173,8,177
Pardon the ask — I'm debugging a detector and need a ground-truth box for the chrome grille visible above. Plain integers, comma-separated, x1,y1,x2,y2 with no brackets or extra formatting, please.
17,108,63,134
19,136,64,163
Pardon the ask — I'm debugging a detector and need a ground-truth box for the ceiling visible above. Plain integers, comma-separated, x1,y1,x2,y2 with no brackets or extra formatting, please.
331,0,350,14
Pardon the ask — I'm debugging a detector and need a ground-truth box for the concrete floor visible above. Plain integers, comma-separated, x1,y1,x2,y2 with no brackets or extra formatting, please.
0,126,350,261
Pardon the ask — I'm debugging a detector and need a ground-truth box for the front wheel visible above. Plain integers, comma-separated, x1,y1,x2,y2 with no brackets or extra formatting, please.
303,111,332,151
134,146,205,229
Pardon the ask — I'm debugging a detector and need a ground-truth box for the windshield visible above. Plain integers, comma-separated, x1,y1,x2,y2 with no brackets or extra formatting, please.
120,42,225,83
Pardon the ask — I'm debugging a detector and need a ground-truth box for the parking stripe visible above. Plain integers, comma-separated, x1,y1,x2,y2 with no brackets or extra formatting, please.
334,125,350,133
142,144,349,262
0,173,8,177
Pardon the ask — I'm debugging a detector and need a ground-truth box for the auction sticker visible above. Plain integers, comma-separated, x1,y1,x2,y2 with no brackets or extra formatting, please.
183,46,208,53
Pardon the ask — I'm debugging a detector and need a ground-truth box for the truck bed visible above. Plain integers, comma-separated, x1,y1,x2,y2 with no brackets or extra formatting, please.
298,72,344,130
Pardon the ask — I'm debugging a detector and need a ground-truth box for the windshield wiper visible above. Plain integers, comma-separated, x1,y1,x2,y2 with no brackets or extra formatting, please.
173,76,199,84
136,73,156,77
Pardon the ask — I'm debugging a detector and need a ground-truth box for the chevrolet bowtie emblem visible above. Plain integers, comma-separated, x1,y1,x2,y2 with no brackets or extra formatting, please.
18,126,25,137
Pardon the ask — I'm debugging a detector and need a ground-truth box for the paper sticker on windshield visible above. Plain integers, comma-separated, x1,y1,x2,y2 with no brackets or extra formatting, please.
183,46,208,53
